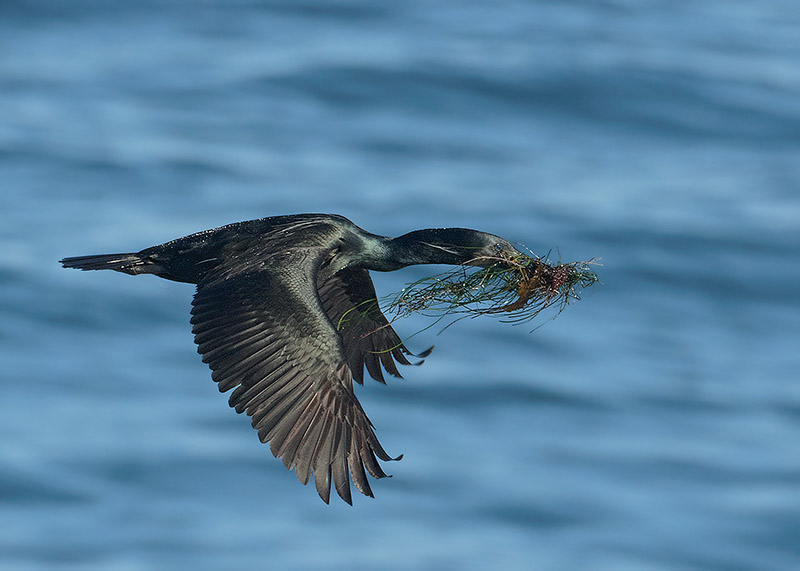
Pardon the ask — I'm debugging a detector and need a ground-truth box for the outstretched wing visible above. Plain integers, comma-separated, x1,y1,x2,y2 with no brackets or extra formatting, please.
317,267,431,385
190,253,398,504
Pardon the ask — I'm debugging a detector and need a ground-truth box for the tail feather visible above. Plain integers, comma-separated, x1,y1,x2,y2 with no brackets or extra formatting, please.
60,253,145,274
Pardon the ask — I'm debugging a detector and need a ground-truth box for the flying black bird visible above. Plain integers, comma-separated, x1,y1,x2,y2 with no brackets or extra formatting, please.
61,214,524,504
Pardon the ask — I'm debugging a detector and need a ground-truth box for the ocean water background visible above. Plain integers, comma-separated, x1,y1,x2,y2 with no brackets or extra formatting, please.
2,1,799,569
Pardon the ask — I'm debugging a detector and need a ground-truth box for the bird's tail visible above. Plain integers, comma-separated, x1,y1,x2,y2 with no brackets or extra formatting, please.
60,253,147,275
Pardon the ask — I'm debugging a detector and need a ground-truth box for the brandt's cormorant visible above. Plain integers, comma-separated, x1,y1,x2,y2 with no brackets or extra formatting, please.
61,214,524,504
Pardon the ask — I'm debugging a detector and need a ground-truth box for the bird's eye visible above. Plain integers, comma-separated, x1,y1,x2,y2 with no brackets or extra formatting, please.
494,243,503,251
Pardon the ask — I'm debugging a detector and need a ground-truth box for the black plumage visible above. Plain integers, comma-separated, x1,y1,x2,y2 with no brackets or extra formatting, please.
61,213,522,504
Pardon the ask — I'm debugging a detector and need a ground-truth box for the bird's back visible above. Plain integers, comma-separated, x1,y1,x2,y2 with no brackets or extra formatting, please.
139,214,358,284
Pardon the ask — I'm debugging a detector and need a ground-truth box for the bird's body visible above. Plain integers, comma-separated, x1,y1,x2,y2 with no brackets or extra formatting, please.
61,214,522,504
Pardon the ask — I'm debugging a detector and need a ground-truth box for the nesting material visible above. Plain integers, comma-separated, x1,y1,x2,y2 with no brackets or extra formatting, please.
386,250,599,325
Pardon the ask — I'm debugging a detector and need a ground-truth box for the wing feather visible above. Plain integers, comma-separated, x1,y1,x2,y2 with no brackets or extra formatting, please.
331,423,353,504
294,403,327,484
231,364,300,413
277,395,324,468
312,413,336,503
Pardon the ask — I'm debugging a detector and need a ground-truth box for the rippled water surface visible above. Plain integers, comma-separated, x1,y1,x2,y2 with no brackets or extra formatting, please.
2,2,799,570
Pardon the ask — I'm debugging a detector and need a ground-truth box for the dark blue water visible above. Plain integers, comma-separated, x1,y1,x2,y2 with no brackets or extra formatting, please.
2,2,799,569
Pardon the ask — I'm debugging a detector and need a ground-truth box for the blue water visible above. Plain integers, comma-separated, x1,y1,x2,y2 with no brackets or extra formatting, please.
2,1,800,569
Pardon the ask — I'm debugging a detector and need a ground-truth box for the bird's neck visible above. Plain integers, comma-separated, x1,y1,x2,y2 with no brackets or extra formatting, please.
367,229,480,271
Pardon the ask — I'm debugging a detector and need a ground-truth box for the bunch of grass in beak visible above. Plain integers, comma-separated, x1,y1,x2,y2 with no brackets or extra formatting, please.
386,250,599,326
